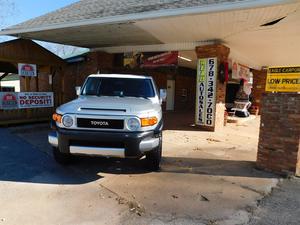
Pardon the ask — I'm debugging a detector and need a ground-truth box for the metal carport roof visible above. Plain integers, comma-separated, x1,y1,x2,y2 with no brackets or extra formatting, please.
1,0,300,69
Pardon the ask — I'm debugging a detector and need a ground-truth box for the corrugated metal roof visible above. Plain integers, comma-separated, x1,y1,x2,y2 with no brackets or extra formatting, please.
4,0,246,31
1,74,19,81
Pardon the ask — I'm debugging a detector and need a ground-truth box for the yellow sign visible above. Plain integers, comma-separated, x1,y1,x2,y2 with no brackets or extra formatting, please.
266,66,300,92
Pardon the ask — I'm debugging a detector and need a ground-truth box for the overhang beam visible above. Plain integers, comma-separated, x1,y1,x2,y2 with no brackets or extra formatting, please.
92,41,216,53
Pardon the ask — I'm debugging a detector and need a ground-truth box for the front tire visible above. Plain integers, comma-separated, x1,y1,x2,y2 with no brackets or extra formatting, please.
146,134,162,171
53,147,71,165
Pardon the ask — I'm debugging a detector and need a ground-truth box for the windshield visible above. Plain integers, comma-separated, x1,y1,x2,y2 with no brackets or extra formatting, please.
81,77,155,98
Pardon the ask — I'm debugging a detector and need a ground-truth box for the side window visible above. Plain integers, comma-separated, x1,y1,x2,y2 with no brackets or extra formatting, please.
144,79,155,97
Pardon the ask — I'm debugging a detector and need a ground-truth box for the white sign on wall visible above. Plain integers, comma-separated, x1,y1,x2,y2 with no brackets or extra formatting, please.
18,63,37,77
230,60,250,81
0,92,19,110
0,92,54,110
195,58,217,127
18,92,54,109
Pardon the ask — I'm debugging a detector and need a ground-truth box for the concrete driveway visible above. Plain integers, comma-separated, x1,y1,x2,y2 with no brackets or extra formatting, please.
0,117,279,225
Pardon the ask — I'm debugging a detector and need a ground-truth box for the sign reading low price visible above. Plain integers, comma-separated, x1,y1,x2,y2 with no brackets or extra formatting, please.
18,92,54,109
266,66,300,92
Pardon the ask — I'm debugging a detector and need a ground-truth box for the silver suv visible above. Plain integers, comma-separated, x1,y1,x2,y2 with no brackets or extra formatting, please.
49,74,164,170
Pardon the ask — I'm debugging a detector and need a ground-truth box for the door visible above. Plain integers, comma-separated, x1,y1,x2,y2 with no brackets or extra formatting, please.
166,80,175,111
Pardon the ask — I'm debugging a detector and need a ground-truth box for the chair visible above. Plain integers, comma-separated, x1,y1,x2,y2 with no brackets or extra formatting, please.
231,100,251,117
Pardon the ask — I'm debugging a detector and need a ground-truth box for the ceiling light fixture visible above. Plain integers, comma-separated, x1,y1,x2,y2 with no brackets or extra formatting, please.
178,56,192,62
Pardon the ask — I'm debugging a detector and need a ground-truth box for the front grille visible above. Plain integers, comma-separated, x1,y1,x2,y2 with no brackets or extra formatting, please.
77,118,124,129
70,140,124,148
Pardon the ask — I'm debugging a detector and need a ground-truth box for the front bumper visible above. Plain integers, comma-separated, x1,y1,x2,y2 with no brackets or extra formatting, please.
48,128,160,158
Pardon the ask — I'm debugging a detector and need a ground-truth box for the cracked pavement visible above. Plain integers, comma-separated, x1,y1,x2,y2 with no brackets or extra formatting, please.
0,117,280,225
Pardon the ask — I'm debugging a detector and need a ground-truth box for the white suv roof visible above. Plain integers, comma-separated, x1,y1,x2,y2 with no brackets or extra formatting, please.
88,74,150,79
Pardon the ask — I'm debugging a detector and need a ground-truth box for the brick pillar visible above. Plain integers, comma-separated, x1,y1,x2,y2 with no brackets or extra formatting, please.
252,69,267,113
195,44,230,131
257,93,300,176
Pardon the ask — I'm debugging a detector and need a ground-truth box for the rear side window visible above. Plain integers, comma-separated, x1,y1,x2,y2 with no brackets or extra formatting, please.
82,77,155,98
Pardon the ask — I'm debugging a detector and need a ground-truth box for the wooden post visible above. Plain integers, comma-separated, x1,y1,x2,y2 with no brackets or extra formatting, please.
24,77,31,119
61,67,65,105
24,77,30,91
35,75,39,92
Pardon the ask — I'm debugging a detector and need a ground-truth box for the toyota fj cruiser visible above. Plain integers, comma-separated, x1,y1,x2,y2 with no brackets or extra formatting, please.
48,74,164,170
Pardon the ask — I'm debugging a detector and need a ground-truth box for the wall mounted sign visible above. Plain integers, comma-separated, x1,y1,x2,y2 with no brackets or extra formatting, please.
0,92,53,110
123,51,178,68
18,63,37,77
141,51,178,68
0,92,18,110
266,66,300,92
229,59,250,81
195,58,217,127
18,92,53,109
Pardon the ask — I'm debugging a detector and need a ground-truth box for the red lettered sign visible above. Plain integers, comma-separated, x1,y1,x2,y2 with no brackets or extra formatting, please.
18,92,53,109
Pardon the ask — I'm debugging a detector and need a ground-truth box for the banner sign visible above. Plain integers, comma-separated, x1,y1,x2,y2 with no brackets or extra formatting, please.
0,92,19,110
18,63,37,77
266,66,300,92
0,92,53,110
141,51,178,68
195,58,217,127
230,60,250,81
123,51,178,68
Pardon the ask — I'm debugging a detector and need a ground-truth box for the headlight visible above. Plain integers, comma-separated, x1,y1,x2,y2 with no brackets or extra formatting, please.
126,118,140,131
62,115,74,127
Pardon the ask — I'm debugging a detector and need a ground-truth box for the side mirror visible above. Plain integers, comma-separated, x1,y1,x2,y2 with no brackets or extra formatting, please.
159,89,167,104
75,86,81,96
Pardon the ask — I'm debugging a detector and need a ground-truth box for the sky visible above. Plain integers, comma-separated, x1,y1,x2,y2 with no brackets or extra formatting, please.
0,0,83,57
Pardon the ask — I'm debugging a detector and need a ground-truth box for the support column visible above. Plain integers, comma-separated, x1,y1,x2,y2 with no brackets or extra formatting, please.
257,93,300,176
195,44,230,131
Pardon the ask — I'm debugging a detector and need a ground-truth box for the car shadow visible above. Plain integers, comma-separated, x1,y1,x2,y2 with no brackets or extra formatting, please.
0,127,278,186
71,155,278,179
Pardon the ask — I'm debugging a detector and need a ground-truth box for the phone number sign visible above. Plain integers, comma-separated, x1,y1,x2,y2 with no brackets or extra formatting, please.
196,58,217,127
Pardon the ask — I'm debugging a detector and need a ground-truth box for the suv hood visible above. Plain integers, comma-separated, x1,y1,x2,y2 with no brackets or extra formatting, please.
57,96,160,115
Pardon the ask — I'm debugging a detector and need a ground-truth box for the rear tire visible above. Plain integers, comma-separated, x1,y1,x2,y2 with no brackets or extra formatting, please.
146,134,162,171
53,147,71,165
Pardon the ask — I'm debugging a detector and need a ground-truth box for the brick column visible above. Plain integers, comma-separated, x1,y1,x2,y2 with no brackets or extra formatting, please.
252,69,267,113
257,93,300,176
195,44,230,131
